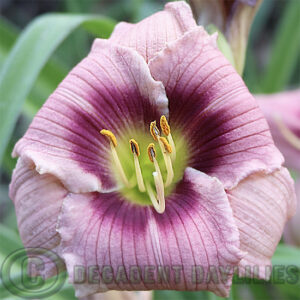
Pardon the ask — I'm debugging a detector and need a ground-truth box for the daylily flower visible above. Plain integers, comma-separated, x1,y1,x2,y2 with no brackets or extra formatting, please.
9,2,296,298
256,89,300,172
189,0,263,74
284,179,300,246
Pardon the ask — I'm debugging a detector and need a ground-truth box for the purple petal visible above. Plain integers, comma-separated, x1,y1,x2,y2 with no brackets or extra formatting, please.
13,39,168,193
57,168,242,297
109,1,196,62
227,168,296,279
9,158,67,277
149,28,283,189
256,90,300,173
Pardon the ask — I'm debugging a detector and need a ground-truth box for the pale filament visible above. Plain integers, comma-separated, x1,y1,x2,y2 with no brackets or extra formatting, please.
133,155,146,192
146,173,165,214
151,121,174,186
100,129,130,187
146,143,166,213
130,139,146,192
110,142,130,187
153,153,164,185
167,134,176,161
158,139,174,187
153,172,165,213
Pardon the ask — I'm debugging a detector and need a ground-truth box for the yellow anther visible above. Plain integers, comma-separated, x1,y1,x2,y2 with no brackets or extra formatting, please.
129,139,140,156
150,121,160,141
160,115,170,136
147,143,156,163
159,137,172,154
100,129,117,147
100,129,129,187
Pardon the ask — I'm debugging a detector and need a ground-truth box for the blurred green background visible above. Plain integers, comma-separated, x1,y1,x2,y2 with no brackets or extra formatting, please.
0,0,299,299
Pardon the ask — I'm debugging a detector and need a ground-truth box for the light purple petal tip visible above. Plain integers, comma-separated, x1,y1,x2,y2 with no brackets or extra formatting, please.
109,1,196,62
227,167,296,279
57,168,243,297
9,158,67,277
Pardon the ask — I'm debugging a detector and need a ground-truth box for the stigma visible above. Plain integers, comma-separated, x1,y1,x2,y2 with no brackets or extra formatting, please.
100,115,176,214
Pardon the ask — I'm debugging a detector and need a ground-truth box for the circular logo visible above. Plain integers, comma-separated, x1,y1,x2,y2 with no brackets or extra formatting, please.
1,247,66,298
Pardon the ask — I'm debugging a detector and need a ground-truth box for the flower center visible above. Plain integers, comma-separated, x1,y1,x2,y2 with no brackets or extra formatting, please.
100,116,188,214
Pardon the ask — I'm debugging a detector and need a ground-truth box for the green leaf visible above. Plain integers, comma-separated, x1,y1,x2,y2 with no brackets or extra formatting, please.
64,0,97,13
271,245,300,299
0,13,116,165
261,0,300,93
272,244,300,268
154,291,231,300
0,224,22,274
0,224,22,257
0,17,68,116
0,18,18,68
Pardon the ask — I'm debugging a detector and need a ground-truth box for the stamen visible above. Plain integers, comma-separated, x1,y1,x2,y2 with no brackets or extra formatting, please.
129,139,145,192
100,129,129,187
158,137,174,187
274,115,300,150
146,174,165,214
150,121,160,141
160,115,176,161
147,143,163,184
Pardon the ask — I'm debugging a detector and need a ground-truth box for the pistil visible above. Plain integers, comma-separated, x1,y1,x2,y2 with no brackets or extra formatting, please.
100,129,130,187
160,115,176,161
129,139,146,192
